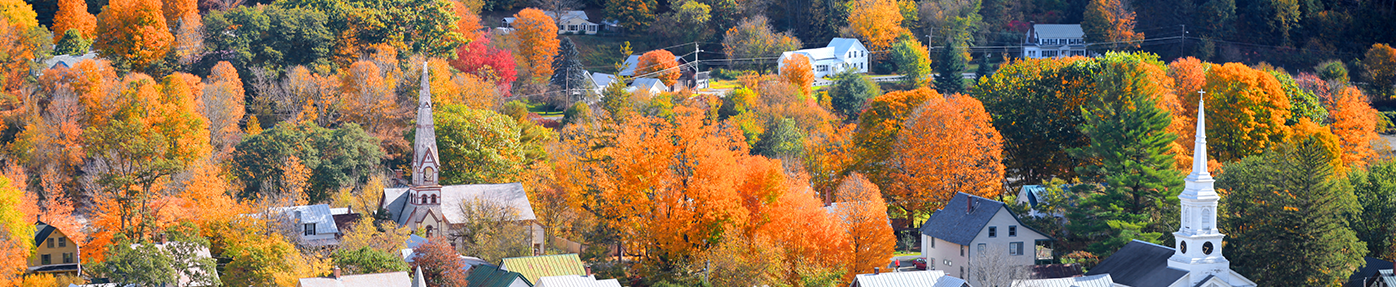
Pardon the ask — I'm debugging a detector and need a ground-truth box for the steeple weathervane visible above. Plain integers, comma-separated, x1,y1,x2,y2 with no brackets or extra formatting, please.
412,62,440,186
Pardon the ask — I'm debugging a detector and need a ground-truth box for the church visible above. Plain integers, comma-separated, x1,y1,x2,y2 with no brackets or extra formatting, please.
379,64,546,254
1083,100,1256,287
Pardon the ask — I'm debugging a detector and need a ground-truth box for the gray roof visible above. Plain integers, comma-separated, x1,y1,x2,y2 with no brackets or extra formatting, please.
1032,24,1084,39
920,192,1047,246
851,270,967,287
298,271,411,287
1014,274,1115,287
383,183,537,226
592,73,617,90
629,78,667,92
1348,257,1393,287
828,38,866,56
1381,269,1395,287
274,204,341,235
33,222,56,247
43,52,97,70
535,275,623,287
1085,240,1189,287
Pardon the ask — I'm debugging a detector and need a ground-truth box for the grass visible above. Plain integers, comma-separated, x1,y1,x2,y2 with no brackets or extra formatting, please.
708,79,740,90
893,252,922,257
523,100,565,116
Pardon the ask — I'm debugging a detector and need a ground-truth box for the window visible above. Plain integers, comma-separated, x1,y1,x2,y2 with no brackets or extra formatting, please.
426,225,434,237
928,258,936,269
1009,226,1018,237
977,243,986,255
1010,242,1024,256
988,226,997,237
929,237,935,248
960,245,965,257
588,25,596,31
63,253,73,263
58,237,66,247
817,65,828,72
430,194,437,204
47,238,54,248
960,266,964,278
568,25,578,31
41,254,51,265
304,223,316,236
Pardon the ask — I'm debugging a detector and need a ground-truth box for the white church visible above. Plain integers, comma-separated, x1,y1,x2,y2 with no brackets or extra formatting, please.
1081,100,1256,287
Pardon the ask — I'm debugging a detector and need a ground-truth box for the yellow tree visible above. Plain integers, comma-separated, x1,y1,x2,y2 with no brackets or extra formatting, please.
885,89,1005,219
835,173,895,282
636,49,680,86
95,0,173,72
513,8,559,83
780,53,814,97
847,0,906,51
1325,87,1381,168
339,60,401,135
51,0,95,42
199,61,245,161
1202,62,1292,162
0,3,42,95
1082,0,1143,50
1168,56,1208,162
1364,43,1396,96
0,174,35,285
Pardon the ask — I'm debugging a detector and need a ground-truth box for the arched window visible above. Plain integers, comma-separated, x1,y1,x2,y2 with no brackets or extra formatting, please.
425,225,434,237
430,194,438,204
419,194,428,204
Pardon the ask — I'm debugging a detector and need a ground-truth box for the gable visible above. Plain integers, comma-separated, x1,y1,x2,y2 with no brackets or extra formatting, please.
919,193,1009,246
970,206,1051,243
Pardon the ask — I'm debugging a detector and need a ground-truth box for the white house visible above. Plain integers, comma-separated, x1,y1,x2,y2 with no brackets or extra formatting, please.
850,269,969,287
273,204,344,247
777,38,870,79
1083,101,1256,287
501,11,598,35
1022,24,1088,59
920,192,1052,287
628,77,669,94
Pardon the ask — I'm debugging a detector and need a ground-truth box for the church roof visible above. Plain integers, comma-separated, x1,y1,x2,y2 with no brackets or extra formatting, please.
1085,240,1189,287
382,183,537,226
1013,274,1114,287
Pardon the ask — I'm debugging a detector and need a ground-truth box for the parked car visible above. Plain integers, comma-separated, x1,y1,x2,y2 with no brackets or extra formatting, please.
913,258,928,270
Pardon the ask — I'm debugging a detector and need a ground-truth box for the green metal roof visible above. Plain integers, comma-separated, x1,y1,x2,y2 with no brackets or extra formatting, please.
500,254,586,284
466,265,531,287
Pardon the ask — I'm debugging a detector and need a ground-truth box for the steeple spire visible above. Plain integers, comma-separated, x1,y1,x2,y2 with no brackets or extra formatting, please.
1169,92,1236,286
412,62,440,187
1187,96,1213,183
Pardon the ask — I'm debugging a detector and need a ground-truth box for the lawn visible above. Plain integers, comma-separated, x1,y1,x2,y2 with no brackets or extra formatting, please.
524,100,565,116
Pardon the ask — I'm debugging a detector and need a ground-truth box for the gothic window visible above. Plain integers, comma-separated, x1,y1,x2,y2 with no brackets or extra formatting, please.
424,167,436,183
420,195,428,204
426,225,435,237
431,194,438,204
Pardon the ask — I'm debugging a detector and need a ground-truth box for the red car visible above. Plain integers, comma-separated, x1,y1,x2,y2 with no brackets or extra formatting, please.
913,258,928,270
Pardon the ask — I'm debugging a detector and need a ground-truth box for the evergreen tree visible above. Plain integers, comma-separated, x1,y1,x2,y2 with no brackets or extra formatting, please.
974,52,996,80
936,38,968,95
551,37,588,95
54,29,91,55
1065,183,1162,258
1218,136,1367,286
1349,159,1396,260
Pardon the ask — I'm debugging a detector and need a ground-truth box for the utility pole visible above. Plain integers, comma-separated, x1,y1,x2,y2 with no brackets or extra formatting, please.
1179,24,1187,60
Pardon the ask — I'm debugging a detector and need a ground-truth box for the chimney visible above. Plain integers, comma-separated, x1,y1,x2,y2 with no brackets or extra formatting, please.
874,267,880,275
586,267,592,276
966,196,974,213
333,267,342,279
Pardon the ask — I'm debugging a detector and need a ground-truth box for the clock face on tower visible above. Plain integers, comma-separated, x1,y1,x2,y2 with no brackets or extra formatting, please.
1202,241,1214,255
1180,241,1187,254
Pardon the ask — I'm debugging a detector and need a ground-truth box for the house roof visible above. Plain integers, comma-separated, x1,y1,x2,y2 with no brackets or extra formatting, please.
592,73,617,90
1030,264,1085,279
535,275,623,287
1084,240,1189,287
1349,258,1394,287
1380,269,1395,287
383,183,537,226
828,38,865,55
543,11,590,21
1013,274,1115,287
298,271,412,287
852,270,967,287
783,47,837,62
629,78,667,93
1032,24,1084,39
43,53,97,70
466,265,531,287
34,222,56,247
919,192,1047,246
501,254,587,284
273,204,341,235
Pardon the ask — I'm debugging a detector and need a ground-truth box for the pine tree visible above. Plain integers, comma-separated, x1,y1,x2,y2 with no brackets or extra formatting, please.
1218,135,1367,286
936,38,967,95
550,37,587,96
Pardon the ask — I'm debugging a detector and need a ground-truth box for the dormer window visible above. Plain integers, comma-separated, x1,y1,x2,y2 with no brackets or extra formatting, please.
304,223,316,236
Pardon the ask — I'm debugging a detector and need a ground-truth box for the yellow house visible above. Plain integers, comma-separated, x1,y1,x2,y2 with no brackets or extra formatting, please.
27,221,80,276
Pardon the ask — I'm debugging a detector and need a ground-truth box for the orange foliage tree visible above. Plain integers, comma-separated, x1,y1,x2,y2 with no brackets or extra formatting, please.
161,0,197,30
95,0,173,72
847,0,906,51
636,49,680,86
513,8,559,83
1082,0,1143,50
0,173,35,285
453,1,483,44
339,59,402,135
885,88,1005,219
1202,62,1292,162
835,173,896,282
199,61,246,161
851,87,933,194
780,53,814,97
51,0,95,41
1325,87,1381,168
1168,57,1207,152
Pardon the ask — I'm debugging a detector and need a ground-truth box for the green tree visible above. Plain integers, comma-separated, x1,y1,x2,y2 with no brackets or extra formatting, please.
1349,159,1396,260
1217,136,1366,286
753,117,805,158
231,122,384,202
429,105,553,185
1316,60,1350,84
334,247,410,275
889,37,931,87
562,101,592,126
973,57,1095,184
551,37,588,95
974,52,996,80
604,0,657,32
201,5,334,71
1065,183,1162,258
1068,54,1183,217
53,28,89,54
89,236,176,286
828,70,882,120
1269,69,1327,124
936,38,967,95
721,16,802,70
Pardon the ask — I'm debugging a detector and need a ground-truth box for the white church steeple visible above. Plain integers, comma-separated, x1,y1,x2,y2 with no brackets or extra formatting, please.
1168,96,1251,286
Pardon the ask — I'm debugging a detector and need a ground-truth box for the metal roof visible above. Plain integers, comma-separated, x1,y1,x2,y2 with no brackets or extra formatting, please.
466,265,530,287
1014,274,1115,287
1031,24,1085,39
383,183,537,226
501,254,587,284
1085,240,1188,287
272,204,341,235
852,270,968,287
298,271,411,287
535,275,623,287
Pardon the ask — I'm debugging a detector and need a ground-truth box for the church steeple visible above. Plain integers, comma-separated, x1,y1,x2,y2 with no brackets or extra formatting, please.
413,62,440,187
1169,96,1233,284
